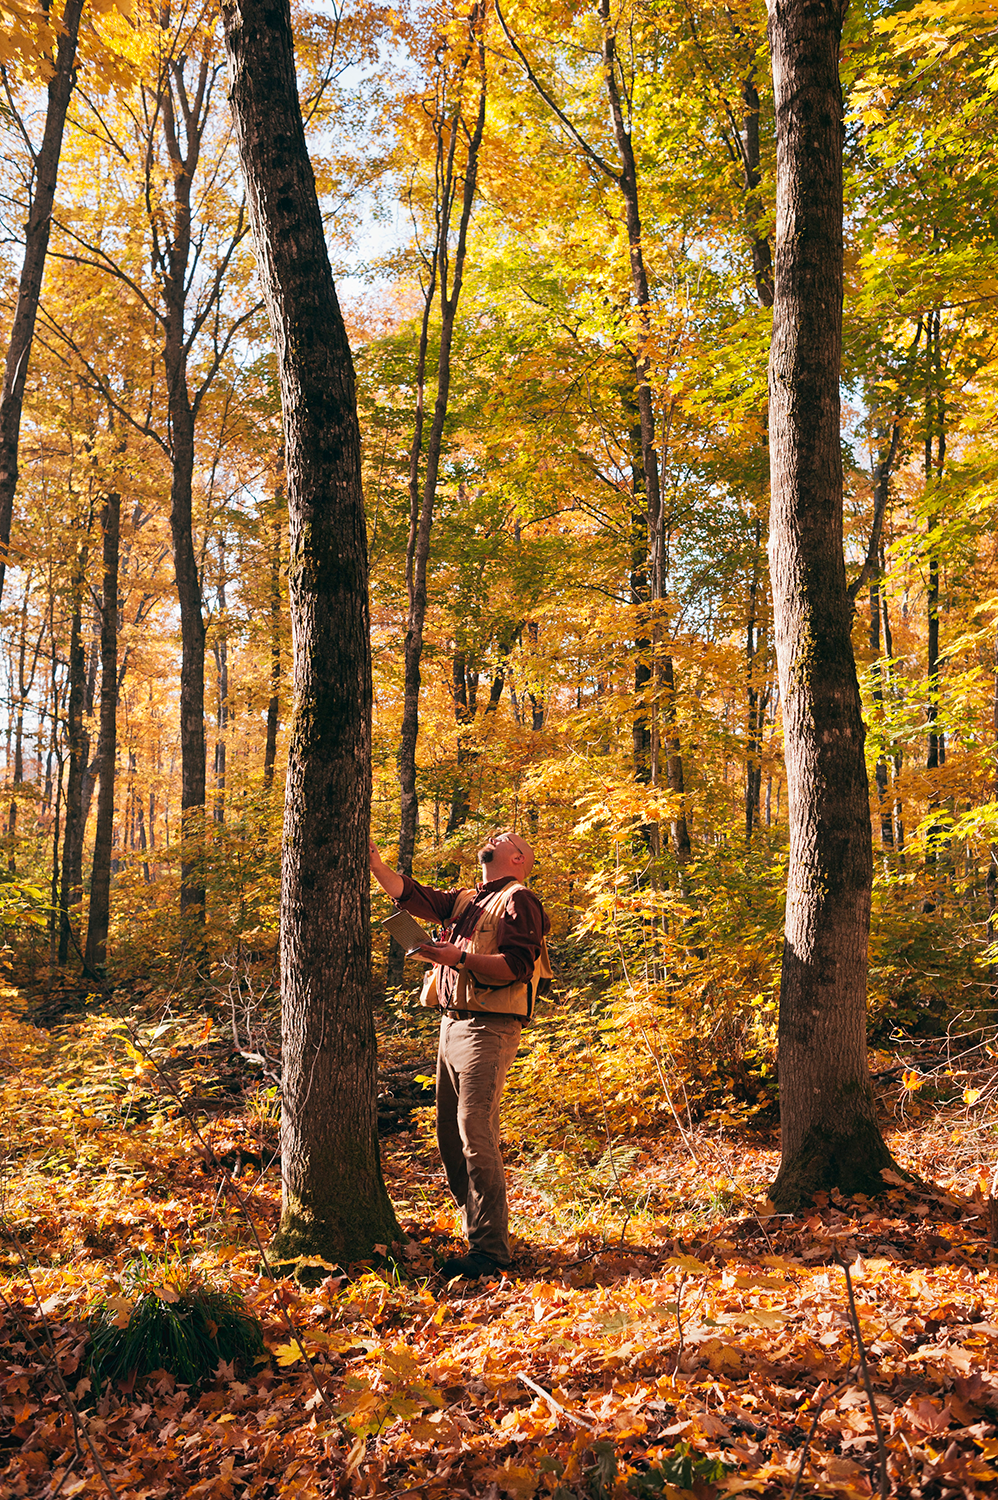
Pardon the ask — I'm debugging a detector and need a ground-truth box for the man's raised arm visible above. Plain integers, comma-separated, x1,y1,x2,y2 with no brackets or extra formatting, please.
369,841,404,901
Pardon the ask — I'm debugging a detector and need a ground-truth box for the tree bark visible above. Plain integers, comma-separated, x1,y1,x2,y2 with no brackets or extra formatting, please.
223,0,401,1263
765,0,899,1209
0,0,86,607
85,490,120,974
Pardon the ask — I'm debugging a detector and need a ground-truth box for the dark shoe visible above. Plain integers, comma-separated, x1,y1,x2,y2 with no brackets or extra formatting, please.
439,1251,503,1280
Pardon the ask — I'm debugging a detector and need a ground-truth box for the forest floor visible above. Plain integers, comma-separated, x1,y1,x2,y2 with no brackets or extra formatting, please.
2,974,998,1499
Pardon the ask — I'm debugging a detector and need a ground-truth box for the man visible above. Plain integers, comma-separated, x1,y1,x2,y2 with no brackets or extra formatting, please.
369,830,550,1279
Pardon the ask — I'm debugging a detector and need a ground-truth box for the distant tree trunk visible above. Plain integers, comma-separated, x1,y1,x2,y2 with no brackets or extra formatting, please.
224,0,401,1262
0,0,85,607
765,0,899,1210
924,309,945,906
869,578,893,849
745,517,763,842
263,498,282,790
988,631,998,985
58,540,91,965
86,489,120,974
445,647,478,836
627,393,652,785
213,570,229,825
741,71,775,308
7,575,43,872
879,587,905,860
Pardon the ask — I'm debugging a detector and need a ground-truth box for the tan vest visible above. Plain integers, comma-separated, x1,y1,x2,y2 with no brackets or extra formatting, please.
419,882,552,1018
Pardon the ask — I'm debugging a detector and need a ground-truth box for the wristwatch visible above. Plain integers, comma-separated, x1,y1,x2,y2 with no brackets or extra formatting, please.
457,951,468,969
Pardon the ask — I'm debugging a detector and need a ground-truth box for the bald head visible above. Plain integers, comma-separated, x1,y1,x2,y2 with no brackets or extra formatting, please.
478,828,535,880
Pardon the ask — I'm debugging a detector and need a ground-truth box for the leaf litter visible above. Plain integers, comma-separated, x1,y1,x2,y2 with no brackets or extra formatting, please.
3,987,998,1497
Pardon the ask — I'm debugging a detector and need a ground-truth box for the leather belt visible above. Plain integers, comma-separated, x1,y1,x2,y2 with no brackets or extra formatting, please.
440,1008,522,1022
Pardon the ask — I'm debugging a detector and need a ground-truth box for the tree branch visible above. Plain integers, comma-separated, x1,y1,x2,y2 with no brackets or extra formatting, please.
494,0,619,182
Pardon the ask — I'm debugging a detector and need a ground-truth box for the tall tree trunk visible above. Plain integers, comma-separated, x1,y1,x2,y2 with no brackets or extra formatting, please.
85,490,120,974
389,13,487,990
0,0,86,606
223,0,401,1262
599,4,691,868
396,4,487,882
765,0,899,1210
58,543,91,965
159,57,210,924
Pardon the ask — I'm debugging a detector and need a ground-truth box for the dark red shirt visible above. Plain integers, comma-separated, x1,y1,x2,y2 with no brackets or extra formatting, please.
398,874,547,1007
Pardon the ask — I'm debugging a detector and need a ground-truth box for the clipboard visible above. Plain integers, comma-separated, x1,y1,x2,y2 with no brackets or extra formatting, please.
381,909,434,957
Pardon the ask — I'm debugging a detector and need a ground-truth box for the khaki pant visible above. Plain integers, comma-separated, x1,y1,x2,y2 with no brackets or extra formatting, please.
436,1012,522,1266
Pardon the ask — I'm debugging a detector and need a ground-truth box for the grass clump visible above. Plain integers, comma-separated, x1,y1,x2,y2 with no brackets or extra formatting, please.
88,1274,265,1391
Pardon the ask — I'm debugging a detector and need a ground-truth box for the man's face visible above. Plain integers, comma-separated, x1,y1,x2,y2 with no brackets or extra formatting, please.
478,830,528,875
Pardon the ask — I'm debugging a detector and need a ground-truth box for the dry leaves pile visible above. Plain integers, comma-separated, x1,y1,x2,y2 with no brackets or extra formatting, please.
3,987,998,1499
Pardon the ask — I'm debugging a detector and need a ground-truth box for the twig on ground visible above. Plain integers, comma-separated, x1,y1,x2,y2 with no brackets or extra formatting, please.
787,1373,852,1500
838,1255,890,1500
672,1269,688,1375
518,1371,595,1430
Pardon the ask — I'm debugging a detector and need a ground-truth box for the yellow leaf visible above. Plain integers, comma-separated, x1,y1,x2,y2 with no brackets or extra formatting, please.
964,1087,983,1105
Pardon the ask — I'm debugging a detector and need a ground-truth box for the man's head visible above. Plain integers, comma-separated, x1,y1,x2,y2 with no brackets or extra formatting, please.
477,828,535,880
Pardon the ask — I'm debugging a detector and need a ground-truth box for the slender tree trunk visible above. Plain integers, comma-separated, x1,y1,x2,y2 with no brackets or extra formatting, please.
765,0,899,1210
445,648,478,836
213,577,229,825
988,630,998,988
85,491,120,972
600,3,691,867
159,62,210,924
869,578,893,849
7,578,43,872
627,392,652,785
223,0,401,1262
396,5,487,883
58,546,91,965
924,310,945,905
0,0,86,606
745,516,763,842
263,498,281,790
742,71,775,308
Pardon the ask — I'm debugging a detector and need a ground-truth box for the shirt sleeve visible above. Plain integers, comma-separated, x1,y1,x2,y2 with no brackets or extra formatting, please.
494,888,547,982
396,874,462,925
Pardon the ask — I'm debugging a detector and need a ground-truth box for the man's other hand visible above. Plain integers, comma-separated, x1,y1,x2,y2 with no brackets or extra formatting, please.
414,941,462,968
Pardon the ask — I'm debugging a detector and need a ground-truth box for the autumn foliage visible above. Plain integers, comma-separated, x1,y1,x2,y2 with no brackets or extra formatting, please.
4,0,998,1493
